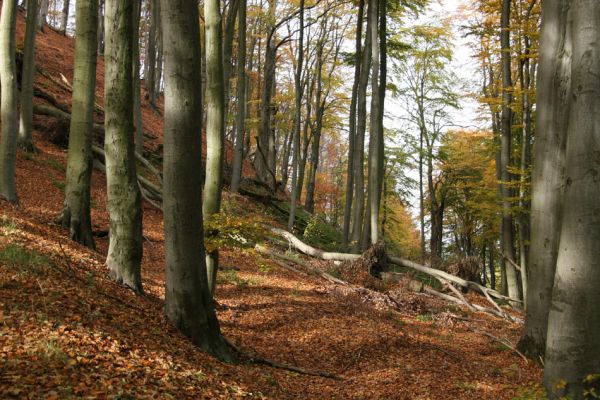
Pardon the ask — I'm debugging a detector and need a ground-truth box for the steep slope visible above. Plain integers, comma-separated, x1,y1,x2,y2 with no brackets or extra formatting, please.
0,7,543,400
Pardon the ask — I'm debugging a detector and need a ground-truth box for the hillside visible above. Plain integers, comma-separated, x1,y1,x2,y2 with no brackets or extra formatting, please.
0,8,543,400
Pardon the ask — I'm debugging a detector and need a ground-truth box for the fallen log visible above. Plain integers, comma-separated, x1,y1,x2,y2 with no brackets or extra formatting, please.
271,228,360,262
423,287,522,324
270,228,521,305
91,145,162,199
33,104,104,136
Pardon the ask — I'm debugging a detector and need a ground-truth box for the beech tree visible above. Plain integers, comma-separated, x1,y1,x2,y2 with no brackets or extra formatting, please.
519,0,569,362
17,0,38,152
104,0,143,293
161,0,232,362
203,0,225,294
543,0,600,396
230,0,247,193
499,0,520,302
61,0,98,249
0,0,18,203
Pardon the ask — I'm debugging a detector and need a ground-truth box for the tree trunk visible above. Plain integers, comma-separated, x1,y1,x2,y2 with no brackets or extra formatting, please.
500,0,520,303
60,0,70,34
97,0,104,54
230,0,246,193
222,0,240,140
287,0,305,231
256,41,276,188
204,0,225,295
296,76,314,204
61,0,98,249
104,0,143,293
37,0,48,31
350,7,372,251
305,47,325,215
519,0,571,362
160,0,232,363
342,0,365,249
17,0,38,152
0,0,18,203
132,0,143,155
146,0,158,105
544,2,600,397
489,245,496,291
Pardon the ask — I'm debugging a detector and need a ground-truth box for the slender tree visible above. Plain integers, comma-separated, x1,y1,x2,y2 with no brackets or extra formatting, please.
288,0,306,230
104,0,143,293
0,0,18,203
351,6,372,251
37,0,48,30
97,0,105,54
161,0,232,362
500,0,520,302
132,0,143,155
61,0,98,249
230,0,247,193
544,1,600,396
204,0,225,294
59,0,70,34
145,0,158,105
17,0,38,152
367,0,382,245
342,0,365,249
519,0,571,361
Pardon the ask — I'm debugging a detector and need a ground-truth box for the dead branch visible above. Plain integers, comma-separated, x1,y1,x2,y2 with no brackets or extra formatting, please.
269,228,521,305
473,329,528,362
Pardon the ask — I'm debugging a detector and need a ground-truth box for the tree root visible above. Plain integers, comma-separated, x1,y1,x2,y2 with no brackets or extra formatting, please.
224,338,343,380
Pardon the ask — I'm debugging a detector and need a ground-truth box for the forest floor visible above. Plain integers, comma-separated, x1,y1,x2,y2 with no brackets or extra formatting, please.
0,7,543,400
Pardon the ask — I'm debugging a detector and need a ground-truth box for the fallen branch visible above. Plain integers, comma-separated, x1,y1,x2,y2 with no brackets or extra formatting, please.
224,338,342,380
90,145,163,201
502,252,522,272
473,329,528,362
270,228,521,305
423,287,521,324
38,68,104,113
271,228,360,262
33,104,104,136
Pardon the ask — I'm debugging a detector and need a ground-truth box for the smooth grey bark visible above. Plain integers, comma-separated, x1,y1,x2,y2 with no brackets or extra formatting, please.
61,0,98,249
97,0,104,54
500,0,520,302
230,0,246,193
519,0,571,361
0,0,18,203
287,0,305,231
350,7,372,251
132,0,143,155
145,0,158,105
368,0,385,245
516,0,536,307
204,0,225,296
305,46,324,215
256,15,278,189
161,0,232,362
104,0,143,293
59,0,70,34
222,0,239,138
544,2,600,397
297,75,314,204
342,0,364,249
153,0,162,96
37,0,48,30
17,0,38,152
